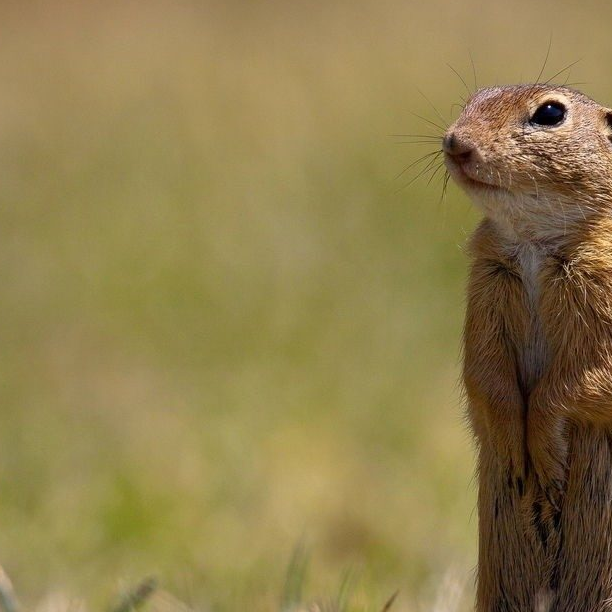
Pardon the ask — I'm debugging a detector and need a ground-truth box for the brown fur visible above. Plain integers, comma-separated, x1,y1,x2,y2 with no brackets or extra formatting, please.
445,85,612,611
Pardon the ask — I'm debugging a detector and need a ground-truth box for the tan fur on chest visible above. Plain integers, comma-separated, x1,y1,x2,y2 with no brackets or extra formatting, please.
514,244,549,395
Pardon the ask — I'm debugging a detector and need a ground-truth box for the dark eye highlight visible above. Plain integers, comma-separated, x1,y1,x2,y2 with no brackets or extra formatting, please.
530,101,566,127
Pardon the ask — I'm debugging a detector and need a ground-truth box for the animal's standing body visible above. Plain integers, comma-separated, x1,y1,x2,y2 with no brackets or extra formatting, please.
444,84,612,612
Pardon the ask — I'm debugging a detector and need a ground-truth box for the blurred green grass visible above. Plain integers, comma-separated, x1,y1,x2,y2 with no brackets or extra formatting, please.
1,0,612,609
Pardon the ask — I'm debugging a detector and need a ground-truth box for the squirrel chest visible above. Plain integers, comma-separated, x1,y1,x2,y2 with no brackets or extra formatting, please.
512,244,550,398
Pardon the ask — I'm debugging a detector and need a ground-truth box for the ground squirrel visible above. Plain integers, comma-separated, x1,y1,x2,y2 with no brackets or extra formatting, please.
443,85,612,612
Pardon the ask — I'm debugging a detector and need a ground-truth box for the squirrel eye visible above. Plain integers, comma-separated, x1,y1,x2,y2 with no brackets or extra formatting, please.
530,101,566,126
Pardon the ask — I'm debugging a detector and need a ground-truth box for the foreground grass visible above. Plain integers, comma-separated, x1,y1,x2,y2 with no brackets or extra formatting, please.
0,558,470,612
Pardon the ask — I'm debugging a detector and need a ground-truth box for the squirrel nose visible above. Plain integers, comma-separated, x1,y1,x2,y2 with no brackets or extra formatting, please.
443,132,474,162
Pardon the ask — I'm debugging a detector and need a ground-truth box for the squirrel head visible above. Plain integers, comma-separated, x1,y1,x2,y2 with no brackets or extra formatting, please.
444,85,612,242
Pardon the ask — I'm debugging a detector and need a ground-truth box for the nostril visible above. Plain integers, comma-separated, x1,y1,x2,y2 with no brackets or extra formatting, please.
443,131,474,161
442,133,455,153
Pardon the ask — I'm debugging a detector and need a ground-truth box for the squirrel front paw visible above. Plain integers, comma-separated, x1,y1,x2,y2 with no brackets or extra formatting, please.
486,412,528,497
527,405,568,511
